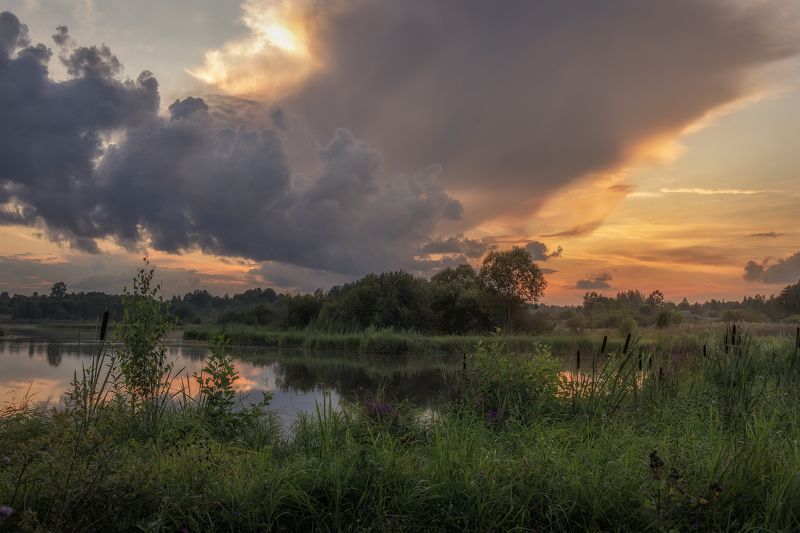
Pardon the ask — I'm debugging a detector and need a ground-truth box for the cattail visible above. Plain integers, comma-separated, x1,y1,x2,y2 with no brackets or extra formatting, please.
795,326,799,350
703,344,707,358
99,310,110,341
638,351,643,371
600,335,608,354
576,349,581,370
462,353,467,372
731,323,737,347
659,367,664,382
623,332,631,354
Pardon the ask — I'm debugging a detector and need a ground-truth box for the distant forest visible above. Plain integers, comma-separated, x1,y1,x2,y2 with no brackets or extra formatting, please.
2,260,799,335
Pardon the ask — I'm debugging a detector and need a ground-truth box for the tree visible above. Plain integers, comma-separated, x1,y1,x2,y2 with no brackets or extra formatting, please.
777,279,800,315
479,247,546,331
645,290,665,307
50,281,67,298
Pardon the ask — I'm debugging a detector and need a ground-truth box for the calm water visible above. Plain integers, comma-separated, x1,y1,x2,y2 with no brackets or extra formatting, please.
0,327,461,428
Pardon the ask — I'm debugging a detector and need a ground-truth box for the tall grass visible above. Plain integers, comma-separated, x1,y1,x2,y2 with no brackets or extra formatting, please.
2,325,800,530
183,324,703,358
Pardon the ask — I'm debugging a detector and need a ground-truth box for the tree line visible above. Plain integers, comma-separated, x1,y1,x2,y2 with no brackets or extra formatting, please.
2,249,799,333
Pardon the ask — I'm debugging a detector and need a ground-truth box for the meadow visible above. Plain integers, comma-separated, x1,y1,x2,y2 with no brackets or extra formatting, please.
2,320,800,531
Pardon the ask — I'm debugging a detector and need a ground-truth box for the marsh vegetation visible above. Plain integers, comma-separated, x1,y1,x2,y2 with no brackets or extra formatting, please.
1,263,800,531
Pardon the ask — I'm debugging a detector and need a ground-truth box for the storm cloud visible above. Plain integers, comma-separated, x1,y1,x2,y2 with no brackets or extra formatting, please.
743,251,800,284
269,0,799,223
574,273,614,290
525,241,563,262
0,12,463,277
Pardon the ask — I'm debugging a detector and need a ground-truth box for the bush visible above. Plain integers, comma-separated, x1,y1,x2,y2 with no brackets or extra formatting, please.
116,259,173,403
656,308,683,328
462,334,561,422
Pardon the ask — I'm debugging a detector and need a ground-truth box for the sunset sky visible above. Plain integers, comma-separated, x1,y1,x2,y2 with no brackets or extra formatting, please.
1,0,799,304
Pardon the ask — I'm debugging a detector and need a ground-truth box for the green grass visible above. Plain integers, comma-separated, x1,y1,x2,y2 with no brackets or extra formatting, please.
2,330,800,530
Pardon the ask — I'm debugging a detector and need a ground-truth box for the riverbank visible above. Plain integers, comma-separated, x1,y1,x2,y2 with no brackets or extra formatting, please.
182,324,720,358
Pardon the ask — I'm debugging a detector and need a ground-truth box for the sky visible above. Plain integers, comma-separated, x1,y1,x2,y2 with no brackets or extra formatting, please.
0,0,799,304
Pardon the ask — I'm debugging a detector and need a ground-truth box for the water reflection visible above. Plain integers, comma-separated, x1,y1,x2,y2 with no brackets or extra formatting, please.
0,327,461,428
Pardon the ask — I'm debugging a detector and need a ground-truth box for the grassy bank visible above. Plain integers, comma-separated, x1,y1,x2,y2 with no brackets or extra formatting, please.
2,328,800,530
183,325,715,358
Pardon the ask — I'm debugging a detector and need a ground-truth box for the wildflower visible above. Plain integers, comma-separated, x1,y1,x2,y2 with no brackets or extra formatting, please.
649,450,664,480
365,399,394,419
485,406,501,424
0,505,13,519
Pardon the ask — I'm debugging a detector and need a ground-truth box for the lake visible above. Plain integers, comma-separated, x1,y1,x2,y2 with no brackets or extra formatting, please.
0,326,462,429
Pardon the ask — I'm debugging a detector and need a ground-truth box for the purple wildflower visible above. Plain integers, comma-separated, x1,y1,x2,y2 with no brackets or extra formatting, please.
485,406,501,424
0,505,13,519
365,399,394,419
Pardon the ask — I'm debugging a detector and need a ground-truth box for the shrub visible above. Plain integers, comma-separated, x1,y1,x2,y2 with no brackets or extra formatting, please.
656,309,683,328
116,259,173,404
462,333,561,422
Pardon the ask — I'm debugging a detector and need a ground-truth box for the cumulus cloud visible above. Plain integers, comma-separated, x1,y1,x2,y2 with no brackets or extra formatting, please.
525,241,563,262
574,273,613,290
418,235,491,259
259,0,799,225
743,251,800,284
0,13,464,277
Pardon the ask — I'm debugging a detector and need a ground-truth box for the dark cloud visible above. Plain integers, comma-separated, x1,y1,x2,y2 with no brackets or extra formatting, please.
51,25,70,47
525,241,563,262
168,96,208,119
748,232,784,238
247,262,350,294
574,273,613,290
285,0,799,222
0,12,463,278
743,251,800,284
418,235,491,259
542,220,605,238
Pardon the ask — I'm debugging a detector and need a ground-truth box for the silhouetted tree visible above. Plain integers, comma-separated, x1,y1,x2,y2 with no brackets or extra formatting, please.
50,281,67,298
479,247,546,331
